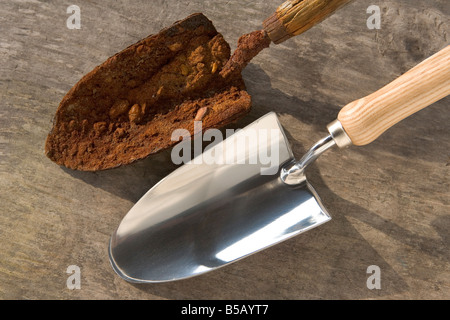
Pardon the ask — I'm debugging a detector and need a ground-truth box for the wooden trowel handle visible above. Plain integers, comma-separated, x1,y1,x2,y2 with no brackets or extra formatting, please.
338,45,450,146
263,0,353,44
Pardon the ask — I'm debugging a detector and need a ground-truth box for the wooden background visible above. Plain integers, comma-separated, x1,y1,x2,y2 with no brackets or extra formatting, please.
1,0,449,299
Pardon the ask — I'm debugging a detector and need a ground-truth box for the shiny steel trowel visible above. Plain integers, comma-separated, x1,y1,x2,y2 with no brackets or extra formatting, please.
109,46,449,283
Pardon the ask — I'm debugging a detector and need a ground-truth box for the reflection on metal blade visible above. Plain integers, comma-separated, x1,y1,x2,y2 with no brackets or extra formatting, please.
109,113,331,283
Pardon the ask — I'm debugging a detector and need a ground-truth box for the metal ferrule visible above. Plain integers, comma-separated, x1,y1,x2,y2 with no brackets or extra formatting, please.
326,120,352,148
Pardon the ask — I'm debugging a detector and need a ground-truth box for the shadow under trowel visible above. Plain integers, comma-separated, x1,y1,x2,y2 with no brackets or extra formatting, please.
126,163,408,299
128,154,448,299
63,149,178,203
241,63,450,165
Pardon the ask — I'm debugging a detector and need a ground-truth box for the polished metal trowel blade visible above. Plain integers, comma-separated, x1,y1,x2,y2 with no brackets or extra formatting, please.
109,112,331,283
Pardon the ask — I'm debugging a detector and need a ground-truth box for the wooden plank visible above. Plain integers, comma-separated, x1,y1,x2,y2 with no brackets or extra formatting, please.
1,0,448,299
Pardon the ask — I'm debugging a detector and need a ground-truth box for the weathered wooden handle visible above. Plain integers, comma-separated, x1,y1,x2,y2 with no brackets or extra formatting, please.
338,45,450,146
263,0,353,44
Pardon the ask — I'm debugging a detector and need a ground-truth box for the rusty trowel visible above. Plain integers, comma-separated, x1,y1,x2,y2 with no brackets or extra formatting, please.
109,46,450,283
45,0,353,171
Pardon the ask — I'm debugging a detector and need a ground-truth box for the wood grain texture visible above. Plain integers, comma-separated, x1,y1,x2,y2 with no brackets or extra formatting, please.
263,0,354,43
339,45,450,146
1,0,449,300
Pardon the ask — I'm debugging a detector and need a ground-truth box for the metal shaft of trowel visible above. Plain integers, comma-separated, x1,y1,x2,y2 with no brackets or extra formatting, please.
281,120,352,185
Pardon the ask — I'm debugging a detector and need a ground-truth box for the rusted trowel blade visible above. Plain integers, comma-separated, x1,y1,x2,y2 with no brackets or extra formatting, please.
109,113,331,283
45,13,251,171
